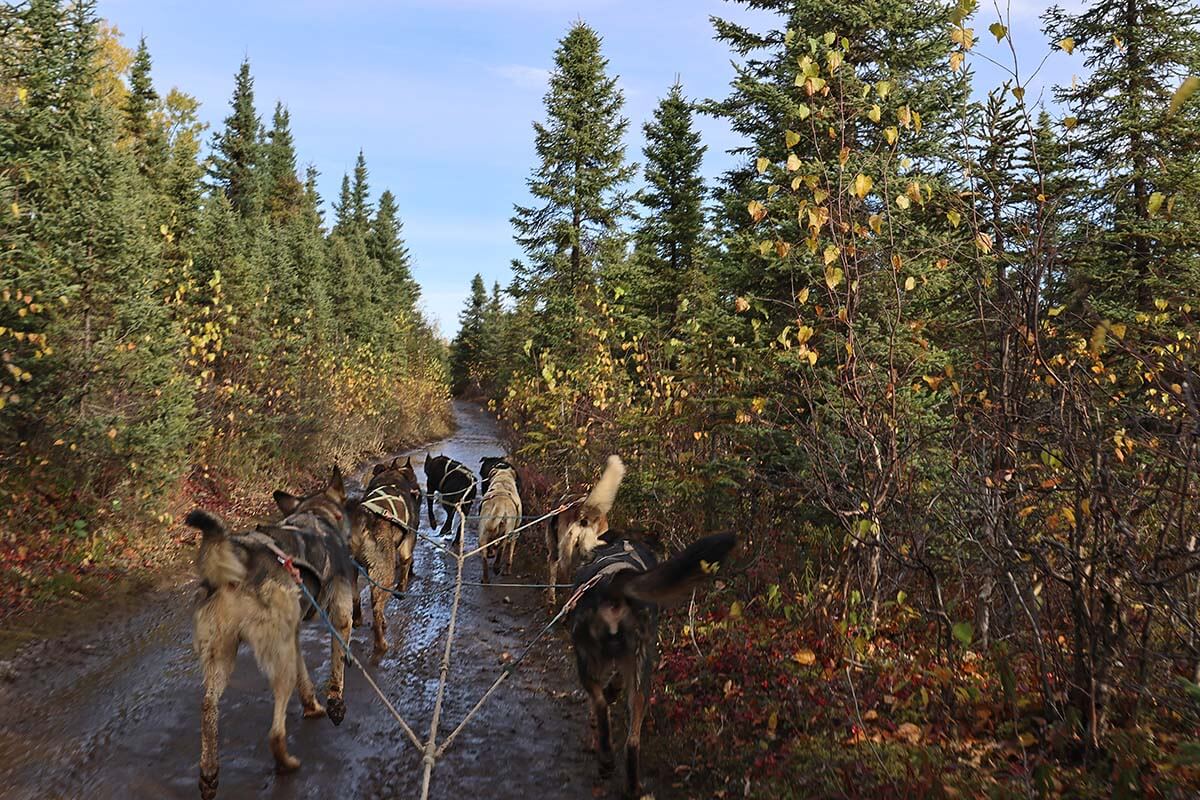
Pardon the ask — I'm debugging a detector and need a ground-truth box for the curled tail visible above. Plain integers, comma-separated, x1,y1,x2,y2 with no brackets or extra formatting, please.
618,532,737,607
582,455,625,517
186,509,246,588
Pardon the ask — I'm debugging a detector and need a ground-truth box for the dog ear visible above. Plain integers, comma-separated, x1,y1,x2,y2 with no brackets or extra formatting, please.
274,490,301,515
372,463,387,476
328,465,346,502
618,533,737,608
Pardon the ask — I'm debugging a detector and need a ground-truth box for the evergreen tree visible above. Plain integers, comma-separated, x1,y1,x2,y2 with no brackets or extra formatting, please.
263,102,303,220
369,189,418,307
510,22,636,349
124,36,166,177
1044,0,1200,315
209,58,262,218
350,149,372,231
449,274,489,395
332,172,353,234
635,80,707,318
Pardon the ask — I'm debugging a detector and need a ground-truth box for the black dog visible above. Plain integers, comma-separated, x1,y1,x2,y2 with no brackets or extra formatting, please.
568,530,737,799
423,453,478,539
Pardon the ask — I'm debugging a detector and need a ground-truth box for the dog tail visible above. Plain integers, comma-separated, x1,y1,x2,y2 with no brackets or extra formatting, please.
619,532,737,607
186,509,247,588
583,455,625,516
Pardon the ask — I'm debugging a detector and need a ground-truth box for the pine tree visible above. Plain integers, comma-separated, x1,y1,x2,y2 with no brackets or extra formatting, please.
263,102,303,221
1044,0,1200,316
332,173,353,234
510,22,636,349
450,274,489,395
369,189,418,307
124,36,166,177
635,80,707,318
209,59,262,219
350,150,372,231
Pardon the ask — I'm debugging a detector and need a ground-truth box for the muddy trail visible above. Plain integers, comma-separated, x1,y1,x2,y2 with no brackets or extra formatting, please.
0,402,633,800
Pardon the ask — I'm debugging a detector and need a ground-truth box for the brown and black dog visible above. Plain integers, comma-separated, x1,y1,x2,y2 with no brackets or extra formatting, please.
352,456,422,655
568,530,737,798
546,455,625,606
186,467,358,800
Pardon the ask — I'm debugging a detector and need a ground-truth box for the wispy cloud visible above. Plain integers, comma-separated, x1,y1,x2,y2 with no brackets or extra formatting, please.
491,64,551,90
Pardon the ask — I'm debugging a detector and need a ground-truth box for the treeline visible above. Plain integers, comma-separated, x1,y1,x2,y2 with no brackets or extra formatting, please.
0,1,448,583
454,0,1200,791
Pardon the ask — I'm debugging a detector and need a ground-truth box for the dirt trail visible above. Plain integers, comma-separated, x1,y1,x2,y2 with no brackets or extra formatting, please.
0,402,606,800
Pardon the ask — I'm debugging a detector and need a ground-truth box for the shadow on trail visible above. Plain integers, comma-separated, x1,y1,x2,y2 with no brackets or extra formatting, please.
0,402,599,800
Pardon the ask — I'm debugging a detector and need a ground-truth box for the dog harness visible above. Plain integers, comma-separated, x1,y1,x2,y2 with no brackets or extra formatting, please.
361,484,414,530
586,539,651,580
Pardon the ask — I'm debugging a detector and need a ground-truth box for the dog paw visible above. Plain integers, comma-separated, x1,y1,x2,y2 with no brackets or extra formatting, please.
274,754,301,774
327,696,346,726
199,771,219,800
302,702,326,719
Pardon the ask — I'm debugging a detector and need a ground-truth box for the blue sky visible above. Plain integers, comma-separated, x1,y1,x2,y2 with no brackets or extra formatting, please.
100,0,1082,335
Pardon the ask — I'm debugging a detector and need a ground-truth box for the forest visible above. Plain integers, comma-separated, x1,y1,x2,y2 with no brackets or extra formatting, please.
4,0,1200,796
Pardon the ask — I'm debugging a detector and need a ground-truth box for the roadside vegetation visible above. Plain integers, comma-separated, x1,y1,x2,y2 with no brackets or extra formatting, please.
450,2,1200,795
0,1,451,617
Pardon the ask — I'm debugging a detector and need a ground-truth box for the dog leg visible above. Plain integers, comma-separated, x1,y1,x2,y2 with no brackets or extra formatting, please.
267,658,301,774
295,630,325,719
586,681,614,778
351,573,363,628
505,532,516,576
370,543,393,657
624,685,648,799
482,545,491,584
547,558,558,608
198,637,235,800
326,580,353,726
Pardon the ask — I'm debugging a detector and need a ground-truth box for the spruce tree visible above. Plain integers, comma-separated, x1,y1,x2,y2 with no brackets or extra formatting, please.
332,173,353,234
636,80,707,318
1044,0,1200,315
350,150,373,231
263,102,303,221
450,274,489,395
124,36,166,177
209,59,262,219
369,190,418,307
510,22,636,349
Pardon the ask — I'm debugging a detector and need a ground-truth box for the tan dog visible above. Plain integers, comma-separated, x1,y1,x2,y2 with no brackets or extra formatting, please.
478,466,523,583
186,467,357,800
545,455,625,605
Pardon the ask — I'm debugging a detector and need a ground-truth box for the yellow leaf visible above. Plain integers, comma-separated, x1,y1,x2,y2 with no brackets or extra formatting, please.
17,86,28,104
852,173,873,199
797,287,810,304
949,52,964,73
1058,37,1075,54
756,157,770,174
1047,306,1064,317
786,129,801,148
885,127,898,145
748,200,768,223
975,232,994,253
876,81,892,99
793,648,817,666
735,296,750,313
904,276,916,291
868,104,881,123
9,202,18,219
868,214,883,235
989,22,1007,41
950,26,974,51
947,210,961,228
1013,86,1026,102
1170,76,1200,116
1064,116,1078,130
823,244,841,265
797,104,811,120
896,195,911,210
775,240,791,258
787,153,802,172
1148,192,1165,217
813,188,829,204
825,265,844,289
